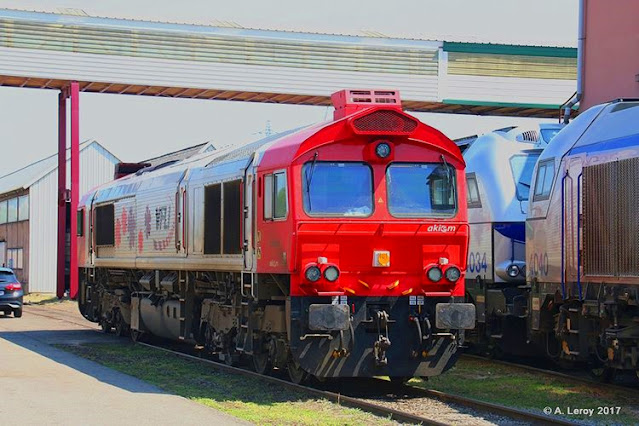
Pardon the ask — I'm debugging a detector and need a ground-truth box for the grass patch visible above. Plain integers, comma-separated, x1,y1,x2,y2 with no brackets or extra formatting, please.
59,343,396,426
23,293,62,305
412,358,639,424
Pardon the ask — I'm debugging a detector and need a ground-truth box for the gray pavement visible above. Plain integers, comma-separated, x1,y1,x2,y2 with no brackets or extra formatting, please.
0,304,248,426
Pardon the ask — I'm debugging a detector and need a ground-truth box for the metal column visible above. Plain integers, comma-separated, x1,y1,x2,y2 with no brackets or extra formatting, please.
56,89,67,299
70,82,80,299
56,81,80,299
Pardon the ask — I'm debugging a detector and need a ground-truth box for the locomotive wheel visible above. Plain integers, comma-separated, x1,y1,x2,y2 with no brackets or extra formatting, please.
100,319,112,334
203,324,215,353
252,351,271,375
224,349,239,367
287,360,308,384
114,311,128,337
252,335,272,375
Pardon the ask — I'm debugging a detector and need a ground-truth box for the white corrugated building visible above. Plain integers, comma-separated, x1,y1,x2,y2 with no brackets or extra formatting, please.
0,9,577,118
0,140,119,293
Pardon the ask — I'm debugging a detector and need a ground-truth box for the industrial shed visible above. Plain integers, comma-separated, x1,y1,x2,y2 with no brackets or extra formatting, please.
0,9,577,117
0,140,119,293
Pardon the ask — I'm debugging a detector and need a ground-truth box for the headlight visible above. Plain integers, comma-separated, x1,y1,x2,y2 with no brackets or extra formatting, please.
305,265,321,282
375,142,391,158
427,266,443,282
324,266,340,282
445,266,461,282
507,264,520,278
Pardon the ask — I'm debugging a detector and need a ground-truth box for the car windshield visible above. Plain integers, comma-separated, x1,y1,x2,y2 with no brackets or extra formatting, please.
0,271,16,282
302,162,373,217
510,153,540,200
386,163,457,217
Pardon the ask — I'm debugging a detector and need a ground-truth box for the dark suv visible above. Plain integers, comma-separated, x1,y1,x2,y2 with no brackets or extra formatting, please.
0,268,23,317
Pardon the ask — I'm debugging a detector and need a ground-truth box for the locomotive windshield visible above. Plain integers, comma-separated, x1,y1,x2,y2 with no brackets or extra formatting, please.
302,162,373,217
386,163,457,217
510,153,540,201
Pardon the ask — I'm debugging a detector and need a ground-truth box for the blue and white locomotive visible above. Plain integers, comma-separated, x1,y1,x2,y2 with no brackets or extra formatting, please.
527,99,639,379
461,126,550,352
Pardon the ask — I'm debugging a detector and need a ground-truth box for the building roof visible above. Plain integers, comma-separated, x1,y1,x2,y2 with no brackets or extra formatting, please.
0,8,577,118
0,7,576,48
142,142,214,167
0,140,120,195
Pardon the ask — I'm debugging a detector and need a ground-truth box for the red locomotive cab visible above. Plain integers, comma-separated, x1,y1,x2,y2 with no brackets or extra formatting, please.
259,90,468,298
256,90,473,378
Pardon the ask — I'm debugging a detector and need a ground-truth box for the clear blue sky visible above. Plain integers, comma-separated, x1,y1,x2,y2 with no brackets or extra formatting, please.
0,0,578,176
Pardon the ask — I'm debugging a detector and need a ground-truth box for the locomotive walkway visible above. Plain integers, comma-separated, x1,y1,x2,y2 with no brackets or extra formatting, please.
0,309,246,426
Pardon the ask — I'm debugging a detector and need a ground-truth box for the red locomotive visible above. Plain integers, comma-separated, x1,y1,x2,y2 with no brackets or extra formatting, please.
77,89,474,382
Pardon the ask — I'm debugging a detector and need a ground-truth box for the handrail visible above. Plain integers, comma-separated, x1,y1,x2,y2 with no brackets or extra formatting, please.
576,173,583,300
560,170,568,299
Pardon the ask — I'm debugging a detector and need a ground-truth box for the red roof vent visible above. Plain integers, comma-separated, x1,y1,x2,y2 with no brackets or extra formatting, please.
352,110,418,135
331,89,401,120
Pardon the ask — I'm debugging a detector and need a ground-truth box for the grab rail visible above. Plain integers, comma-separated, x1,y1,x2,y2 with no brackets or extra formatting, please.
576,172,583,301
560,170,568,299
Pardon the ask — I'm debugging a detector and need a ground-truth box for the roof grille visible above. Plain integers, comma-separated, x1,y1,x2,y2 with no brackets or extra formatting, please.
352,110,417,134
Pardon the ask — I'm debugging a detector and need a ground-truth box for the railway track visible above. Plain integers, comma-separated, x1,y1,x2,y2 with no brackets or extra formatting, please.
25,304,577,425
461,353,638,393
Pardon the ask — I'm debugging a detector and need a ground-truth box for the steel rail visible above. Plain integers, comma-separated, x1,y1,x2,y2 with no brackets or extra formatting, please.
25,305,444,425
403,386,577,426
137,341,451,426
137,341,577,425
462,353,636,393
25,305,576,425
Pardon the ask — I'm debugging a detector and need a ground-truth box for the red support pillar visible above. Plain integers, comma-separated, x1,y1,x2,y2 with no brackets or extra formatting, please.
57,90,67,299
70,81,80,299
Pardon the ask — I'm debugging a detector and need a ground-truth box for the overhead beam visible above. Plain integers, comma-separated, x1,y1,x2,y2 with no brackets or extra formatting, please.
0,76,562,118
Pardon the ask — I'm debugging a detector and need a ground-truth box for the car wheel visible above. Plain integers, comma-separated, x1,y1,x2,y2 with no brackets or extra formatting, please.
14,308,23,318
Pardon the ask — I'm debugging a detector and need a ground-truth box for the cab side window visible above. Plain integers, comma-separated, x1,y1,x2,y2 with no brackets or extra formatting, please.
95,204,115,246
264,171,288,220
466,173,482,208
77,209,84,237
533,159,555,201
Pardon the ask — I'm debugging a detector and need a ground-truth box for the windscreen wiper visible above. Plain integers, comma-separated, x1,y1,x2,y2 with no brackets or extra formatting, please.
305,151,319,210
440,154,452,184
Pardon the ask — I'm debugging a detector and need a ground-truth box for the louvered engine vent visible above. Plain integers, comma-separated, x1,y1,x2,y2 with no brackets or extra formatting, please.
352,110,418,134
517,130,539,142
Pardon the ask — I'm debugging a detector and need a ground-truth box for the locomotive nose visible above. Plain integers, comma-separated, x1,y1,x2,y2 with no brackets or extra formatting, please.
296,231,465,298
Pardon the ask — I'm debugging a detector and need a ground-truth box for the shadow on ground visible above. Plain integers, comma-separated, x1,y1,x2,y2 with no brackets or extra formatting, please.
0,327,164,394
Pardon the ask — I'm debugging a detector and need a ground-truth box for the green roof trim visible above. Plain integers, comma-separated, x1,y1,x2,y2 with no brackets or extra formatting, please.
443,42,577,58
443,99,578,110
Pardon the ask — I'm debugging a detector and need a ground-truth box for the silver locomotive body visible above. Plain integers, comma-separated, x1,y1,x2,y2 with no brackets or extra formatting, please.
527,100,639,376
463,129,542,352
